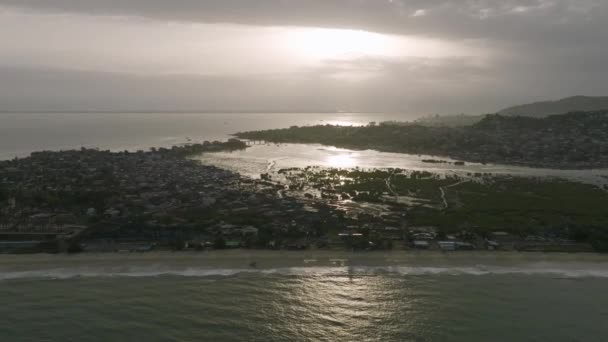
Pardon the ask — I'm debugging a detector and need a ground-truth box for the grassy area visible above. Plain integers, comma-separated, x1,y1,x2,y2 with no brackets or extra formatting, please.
427,177,608,235
279,167,608,238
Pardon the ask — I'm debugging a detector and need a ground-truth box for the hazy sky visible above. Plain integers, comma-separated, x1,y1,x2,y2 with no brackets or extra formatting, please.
0,0,606,114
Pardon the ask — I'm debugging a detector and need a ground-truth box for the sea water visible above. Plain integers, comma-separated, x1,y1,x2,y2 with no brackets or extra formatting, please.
1,252,607,341
0,112,396,160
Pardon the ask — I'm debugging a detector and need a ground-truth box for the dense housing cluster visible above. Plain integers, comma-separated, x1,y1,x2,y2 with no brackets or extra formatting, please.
0,142,428,253
2,140,607,253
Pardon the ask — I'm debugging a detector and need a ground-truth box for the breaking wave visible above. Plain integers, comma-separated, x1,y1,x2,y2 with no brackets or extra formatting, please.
3,264,608,281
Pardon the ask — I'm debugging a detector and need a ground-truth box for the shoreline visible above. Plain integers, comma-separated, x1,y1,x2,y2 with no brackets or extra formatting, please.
234,111,608,171
3,249,608,263
198,143,608,188
3,143,608,256
2,250,608,280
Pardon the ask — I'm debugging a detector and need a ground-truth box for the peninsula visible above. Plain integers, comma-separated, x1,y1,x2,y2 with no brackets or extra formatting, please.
236,111,608,169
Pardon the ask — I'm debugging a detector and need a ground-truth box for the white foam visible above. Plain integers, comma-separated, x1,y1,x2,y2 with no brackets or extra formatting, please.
2,264,608,281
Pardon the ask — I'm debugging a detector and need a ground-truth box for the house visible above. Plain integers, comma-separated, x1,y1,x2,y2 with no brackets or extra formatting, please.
438,241,456,251
413,240,430,249
240,226,259,237
455,242,475,250
485,239,500,250
225,240,242,249
489,231,518,249
104,208,121,219
338,232,364,238
409,226,437,240
286,239,309,250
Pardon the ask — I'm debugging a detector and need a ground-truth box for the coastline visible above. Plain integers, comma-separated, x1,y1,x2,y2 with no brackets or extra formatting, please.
198,143,608,187
235,139,608,171
2,250,608,281
234,111,608,170
3,249,608,266
2,142,608,255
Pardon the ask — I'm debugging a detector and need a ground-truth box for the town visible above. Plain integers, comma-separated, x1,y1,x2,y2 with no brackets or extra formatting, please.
1,140,607,254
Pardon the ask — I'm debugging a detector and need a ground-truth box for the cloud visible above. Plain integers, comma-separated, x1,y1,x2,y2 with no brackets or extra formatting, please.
2,1,606,64
412,9,427,17
1,0,605,42
0,0,606,113
3,49,606,115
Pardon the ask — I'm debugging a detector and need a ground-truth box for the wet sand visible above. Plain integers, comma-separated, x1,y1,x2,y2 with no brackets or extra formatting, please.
2,250,608,279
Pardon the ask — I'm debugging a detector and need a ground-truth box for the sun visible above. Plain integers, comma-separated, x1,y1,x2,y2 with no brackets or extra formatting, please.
284,28,398,61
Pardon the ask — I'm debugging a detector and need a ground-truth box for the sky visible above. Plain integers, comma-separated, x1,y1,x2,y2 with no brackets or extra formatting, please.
0,0,606,114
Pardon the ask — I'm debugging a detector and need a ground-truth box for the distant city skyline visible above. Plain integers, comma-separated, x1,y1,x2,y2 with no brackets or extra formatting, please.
0,0,606,114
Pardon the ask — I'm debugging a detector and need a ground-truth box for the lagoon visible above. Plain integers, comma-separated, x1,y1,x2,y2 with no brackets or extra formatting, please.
2,113,607,185
198,143,608,185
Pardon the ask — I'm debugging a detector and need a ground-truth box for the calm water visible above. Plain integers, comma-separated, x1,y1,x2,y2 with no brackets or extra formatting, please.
1,252,608,342
2,112,606,184
2,113,608,341
197,144,608,185
0,113,404,160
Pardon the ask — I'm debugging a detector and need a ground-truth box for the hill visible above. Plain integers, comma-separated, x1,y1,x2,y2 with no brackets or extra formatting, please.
236,111,608,169
498,96,608,117
413,114,487,127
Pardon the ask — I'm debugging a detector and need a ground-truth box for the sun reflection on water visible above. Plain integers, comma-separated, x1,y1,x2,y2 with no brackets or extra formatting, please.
326,154,358,168
264,270,425,341
323,120,368,127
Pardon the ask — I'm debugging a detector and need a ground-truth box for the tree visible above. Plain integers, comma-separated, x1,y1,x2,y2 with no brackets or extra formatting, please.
172,239,186,251
0,185,7,202
590,228,608,253
213,236,226,249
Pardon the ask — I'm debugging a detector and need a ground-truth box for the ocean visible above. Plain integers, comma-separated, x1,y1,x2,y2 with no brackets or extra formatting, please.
1,252,608,341
2,113,607,184
0,113,402,160
2,113,608,341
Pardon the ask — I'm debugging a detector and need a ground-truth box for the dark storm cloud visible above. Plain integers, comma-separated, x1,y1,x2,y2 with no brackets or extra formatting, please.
0,0,606,113
1,0,606,43
2,51,605,115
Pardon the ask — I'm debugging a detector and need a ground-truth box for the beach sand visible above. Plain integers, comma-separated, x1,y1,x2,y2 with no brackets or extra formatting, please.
2,250,608,279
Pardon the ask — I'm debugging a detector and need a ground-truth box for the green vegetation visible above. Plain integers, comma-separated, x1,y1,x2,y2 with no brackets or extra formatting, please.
413,114,486,127
236,111,608,168
278,167,608,244
0,141,336,253
498,95,608,117
411,177,608,235
0,184,7,202
152,138,247,157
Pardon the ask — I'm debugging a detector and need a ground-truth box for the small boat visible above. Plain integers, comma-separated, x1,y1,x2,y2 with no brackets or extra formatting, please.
249,261,257,268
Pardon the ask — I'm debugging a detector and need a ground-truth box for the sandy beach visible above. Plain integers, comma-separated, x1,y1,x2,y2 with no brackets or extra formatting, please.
2,250,608,280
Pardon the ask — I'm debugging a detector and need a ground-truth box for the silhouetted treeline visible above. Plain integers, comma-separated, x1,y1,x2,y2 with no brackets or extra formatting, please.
236,111,608,168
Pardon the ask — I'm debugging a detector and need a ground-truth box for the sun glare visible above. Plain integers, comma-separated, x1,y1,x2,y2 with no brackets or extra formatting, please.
284,28,398,61
326,153,358,168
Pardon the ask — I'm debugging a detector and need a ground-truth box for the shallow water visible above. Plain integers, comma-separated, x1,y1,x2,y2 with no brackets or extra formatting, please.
3,113,607,184
1,252,608,341
198,143,608,185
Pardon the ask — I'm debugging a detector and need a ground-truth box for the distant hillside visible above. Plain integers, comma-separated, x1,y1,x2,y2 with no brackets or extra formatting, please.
498,96,608,117
413,114,486,127
236,110,608,169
